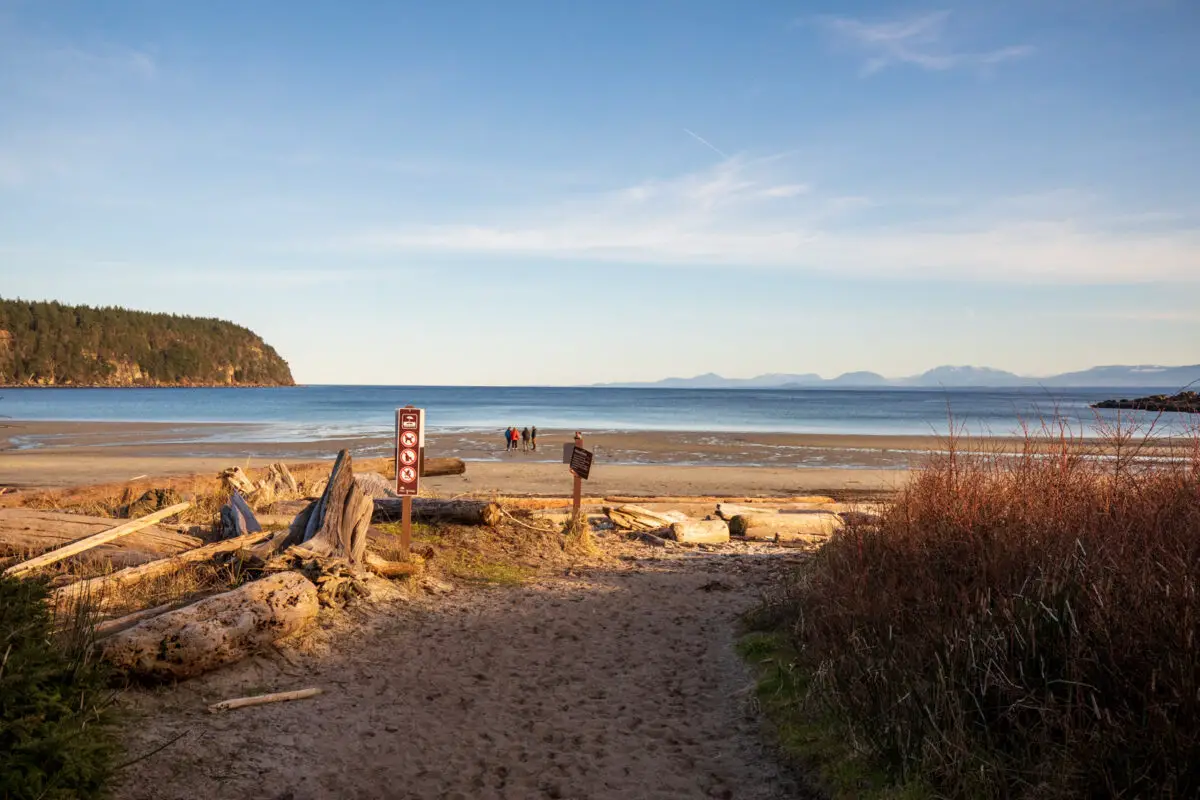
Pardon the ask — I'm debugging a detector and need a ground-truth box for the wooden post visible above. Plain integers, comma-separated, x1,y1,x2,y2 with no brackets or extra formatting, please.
401,496,412,557
572,431,583,526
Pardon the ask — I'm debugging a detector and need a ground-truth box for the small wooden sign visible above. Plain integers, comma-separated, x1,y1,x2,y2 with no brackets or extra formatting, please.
395,407,425,496
569,446,594,480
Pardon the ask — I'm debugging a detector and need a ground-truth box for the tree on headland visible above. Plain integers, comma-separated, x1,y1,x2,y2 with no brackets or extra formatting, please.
0,298,294,387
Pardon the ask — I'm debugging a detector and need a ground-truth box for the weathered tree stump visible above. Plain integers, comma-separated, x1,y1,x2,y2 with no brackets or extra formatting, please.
101,571,319,680
284,450,372,565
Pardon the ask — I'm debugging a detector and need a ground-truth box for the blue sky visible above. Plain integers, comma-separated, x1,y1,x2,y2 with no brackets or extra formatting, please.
1,0,1197,385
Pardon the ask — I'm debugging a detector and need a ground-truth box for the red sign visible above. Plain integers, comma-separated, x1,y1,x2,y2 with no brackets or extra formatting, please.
395,407,425,496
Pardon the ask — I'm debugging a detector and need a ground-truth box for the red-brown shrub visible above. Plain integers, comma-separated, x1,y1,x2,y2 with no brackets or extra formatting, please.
775,415,1200,798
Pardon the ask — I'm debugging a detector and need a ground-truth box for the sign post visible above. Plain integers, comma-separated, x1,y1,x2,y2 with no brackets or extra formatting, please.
566,431,594,526
395,406,425,557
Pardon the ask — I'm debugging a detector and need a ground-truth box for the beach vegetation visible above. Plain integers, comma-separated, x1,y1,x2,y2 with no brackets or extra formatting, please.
0,576,119,799
750,416,1200,798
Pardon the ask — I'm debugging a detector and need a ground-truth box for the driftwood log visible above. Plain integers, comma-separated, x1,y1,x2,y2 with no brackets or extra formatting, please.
102,571,319,680
4,503,192,577
51,530,282,609
604,505,676,532
729,511,843,541
219,492,262,539
667,520,730,544
0,509,201,569
372,498,502,527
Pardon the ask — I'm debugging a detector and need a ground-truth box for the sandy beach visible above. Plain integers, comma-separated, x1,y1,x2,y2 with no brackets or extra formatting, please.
115,550,811,800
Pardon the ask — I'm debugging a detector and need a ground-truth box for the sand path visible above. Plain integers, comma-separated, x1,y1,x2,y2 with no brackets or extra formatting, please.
115,553,812,800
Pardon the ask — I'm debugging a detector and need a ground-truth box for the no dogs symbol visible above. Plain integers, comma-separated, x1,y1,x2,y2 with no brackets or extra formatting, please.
399,448,418,466
399,466,418,484
400,431,418,448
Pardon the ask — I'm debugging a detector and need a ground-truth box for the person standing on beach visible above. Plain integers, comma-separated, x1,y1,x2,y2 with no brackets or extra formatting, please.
530,426,537,451
521,427,530,452
510,426,519,452
503,427,513,452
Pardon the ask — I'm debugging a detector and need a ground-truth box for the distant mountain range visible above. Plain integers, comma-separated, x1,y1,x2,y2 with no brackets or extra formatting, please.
598,364,1200,390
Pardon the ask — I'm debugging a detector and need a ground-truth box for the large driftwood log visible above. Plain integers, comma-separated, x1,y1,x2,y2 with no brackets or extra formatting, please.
4,502,192,577
372,498,502,527
729,511,843,542
94,602,181,640
102,571,319,681
667,520,730,544
0,509,201,568
51,531,281,609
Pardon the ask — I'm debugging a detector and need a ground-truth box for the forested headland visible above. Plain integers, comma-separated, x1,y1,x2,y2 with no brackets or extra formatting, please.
0,299,294,386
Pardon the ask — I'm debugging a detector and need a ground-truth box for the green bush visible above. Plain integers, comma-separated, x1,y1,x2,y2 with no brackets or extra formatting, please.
0,577,118,800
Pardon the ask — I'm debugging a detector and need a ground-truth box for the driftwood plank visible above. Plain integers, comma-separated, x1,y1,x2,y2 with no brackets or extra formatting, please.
0,509,201,567
4,502,192,578
51,530,278,609
209,687,323,713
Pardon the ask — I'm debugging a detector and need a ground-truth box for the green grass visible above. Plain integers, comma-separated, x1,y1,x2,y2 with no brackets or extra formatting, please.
447,556,535,585
737,631,932,800
375,521,442,544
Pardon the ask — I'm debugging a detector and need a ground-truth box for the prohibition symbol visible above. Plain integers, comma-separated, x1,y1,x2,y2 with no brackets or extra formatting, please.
399,466,418,484
399,448,418,466
400,431,418,448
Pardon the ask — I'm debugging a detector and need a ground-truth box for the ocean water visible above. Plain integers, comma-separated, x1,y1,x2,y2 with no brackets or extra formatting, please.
0,385,1192,442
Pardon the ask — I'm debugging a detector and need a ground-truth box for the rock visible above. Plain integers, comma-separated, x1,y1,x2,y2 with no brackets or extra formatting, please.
1091,391,1199,414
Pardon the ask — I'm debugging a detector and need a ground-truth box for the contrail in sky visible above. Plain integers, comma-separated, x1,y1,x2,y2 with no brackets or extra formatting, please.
683,128,729,160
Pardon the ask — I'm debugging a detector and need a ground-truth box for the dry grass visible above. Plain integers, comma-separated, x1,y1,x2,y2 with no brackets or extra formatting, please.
758,413,1200,798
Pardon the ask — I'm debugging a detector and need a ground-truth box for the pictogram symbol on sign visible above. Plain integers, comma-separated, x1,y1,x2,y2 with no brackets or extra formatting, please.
395,407,425,497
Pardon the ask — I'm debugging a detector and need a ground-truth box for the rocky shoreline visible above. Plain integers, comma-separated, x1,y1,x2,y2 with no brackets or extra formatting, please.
1092,391,1199,414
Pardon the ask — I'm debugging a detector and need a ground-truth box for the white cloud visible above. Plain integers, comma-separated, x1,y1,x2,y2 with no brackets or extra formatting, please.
327,156,1200,284
817,10,1033,75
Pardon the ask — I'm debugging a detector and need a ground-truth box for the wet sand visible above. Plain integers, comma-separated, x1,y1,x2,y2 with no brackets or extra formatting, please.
0,420,932,493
